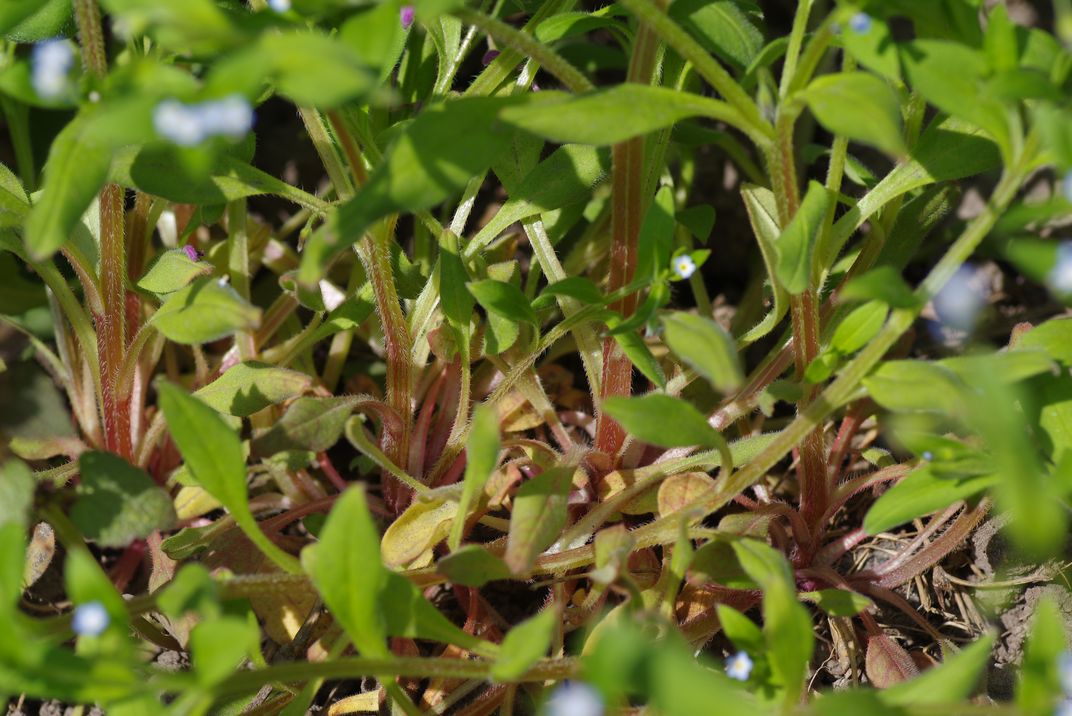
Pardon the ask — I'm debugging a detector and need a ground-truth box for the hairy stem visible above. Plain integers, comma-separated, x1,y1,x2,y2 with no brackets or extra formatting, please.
594,2,665,459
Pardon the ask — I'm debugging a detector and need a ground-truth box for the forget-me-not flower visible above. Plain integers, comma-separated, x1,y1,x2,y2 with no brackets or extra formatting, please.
932,264,986,333
725,651,753,681
154,95,254,146
71,601,110,637
543,681,604,716
848,12,872,34
674,255,697,280
267,0,291,11
31,39,75,100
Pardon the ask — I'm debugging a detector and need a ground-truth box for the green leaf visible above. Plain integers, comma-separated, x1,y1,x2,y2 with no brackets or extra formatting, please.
900,40,1008,146
649,639,760,716
381,492,458,567
863,466,997,535
882,634,994,706
302,486,389,657
499,86,749,146
150,277,261,345
815,690,903,716
24,117,112,261
715,605,765,655
1016,598,1067,716
603,394,723,449
251,396,356,457
635,185,676,282
3,0,72,47
774,181,830,294
732,540,812,704
449,404,501,551
299,97,518,285
70,452,176,549
468,279,538,326
470,144,610,255
839,266,921,309
158,383,300,574
0,459,34,531
190,617,254,686
110,145,326,213
805,72,906,155
436,545,511,587
739,184,788,343
339,0,407,78
0,162,29,229
825,117,999,268
136,248,212,294
612,331,667,390
662,312,743,393
1017,317,1072,365
532,277,604,310
491,608,556,682
830,301,887,354
504,466,574,575
669,0,763,69
863,360,968,415
840,10,901,81
437,232,474,328
939,349,1055,386
801,589,873,617
262,32,377,108
379,570,487,652
193,361,311,417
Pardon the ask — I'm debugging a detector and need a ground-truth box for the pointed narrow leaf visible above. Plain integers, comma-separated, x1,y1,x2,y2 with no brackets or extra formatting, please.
491,609,557,682
863,466,997,535
805,72,906,155
302,486,389,657
468,279,538,326
603,394,722,449
774,181,831,294
151,277,261,345
298,97,518,285
662,312,743,393
504,467,574,575
449,404,501,550
194,361,311,417
70,451,176,548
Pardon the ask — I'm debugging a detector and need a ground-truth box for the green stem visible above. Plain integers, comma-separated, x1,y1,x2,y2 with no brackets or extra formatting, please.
627,161,1030,559
617,0,772,147
595,1,666,458
454,7,593,93
228,201,256,361
778,0,815,98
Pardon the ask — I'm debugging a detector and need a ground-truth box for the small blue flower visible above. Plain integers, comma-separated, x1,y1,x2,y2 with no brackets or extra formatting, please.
71,601,109,637
849,12,873,34
1058,650,1072,695
154,96,254,146
1048,242,1072,298
1057,699,1072,716
725,651,753,681
31,39,75,100
154,99,207,146
400,5,415,29
197,95,254,140
1062,170,1072,205
673,255,697,280
932,264,986,333
543,681,603,716
921,451,934,462
267,0,291,11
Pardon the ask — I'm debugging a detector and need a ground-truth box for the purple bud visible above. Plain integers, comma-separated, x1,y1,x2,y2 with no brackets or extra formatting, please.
482,49,500,66
400,5,415,29
181,244,202,262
